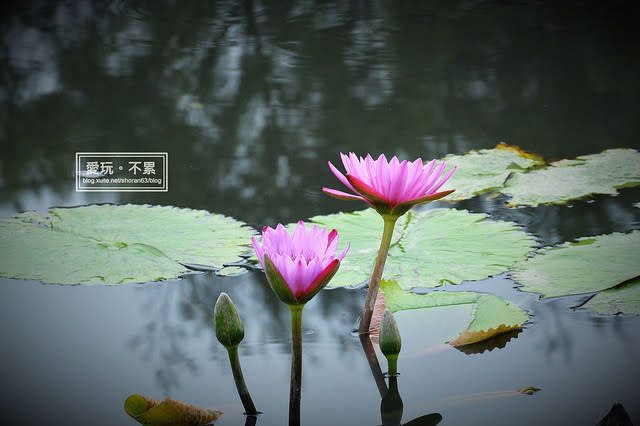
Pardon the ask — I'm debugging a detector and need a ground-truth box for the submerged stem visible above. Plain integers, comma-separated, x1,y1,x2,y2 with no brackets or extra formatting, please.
380,375,403,426
227,345,259,415
288,304,304,426
359,215,398,335
359,333,388,398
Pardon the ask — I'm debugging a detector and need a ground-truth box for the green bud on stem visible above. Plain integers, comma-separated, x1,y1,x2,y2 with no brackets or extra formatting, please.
214,292,245,348
213,292,259,415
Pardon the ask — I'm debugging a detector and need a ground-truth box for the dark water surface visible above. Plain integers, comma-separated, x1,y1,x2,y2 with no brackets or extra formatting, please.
1,1,640,425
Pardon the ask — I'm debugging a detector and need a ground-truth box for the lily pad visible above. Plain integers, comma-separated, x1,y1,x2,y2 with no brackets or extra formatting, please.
216,266,249,276
49,204,254,267
576,277,640,315
0,204,254,285
124,394,222,425
308,208,535,290
502,148,640,206
374,280,529,348
439,143,544,201
512,230,640,301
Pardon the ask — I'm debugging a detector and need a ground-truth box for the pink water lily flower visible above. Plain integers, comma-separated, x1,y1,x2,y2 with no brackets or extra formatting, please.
252,221,350,305
323,153,456,217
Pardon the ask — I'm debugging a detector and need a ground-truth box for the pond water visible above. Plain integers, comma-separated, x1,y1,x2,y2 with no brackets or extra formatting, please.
1,1,640,425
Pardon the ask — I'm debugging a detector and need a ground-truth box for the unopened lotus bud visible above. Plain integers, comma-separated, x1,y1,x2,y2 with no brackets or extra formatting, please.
379,309,401,375
214,292,244,349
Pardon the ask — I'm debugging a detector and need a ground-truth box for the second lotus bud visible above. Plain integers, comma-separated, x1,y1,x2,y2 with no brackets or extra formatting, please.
379,308,401,375
214,292,245,349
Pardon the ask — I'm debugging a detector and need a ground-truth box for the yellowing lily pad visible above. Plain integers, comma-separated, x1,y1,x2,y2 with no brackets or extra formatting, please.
308,208,535,290
0,205,254,285
439,143,544,201
374,280,529,349
512,230,640,300
502,148,640,206
124,394,222,425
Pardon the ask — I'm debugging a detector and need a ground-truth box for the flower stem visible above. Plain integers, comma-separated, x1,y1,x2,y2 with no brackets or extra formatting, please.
387,355,398,376
226,345,259,415
359,215,398,335
288,304,304,426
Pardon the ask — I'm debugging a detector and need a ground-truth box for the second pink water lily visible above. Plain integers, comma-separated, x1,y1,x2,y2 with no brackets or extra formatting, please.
252,221,350,305
323,153,456,217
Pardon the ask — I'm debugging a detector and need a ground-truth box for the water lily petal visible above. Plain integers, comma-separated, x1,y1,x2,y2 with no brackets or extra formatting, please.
328,160,357,194
322,187,366,202
253,219,349,305
251,236,265,268
338,242,351,261
297,259,340,304
263,254,297,305
346,174,390,204
420,160,447,195
325,153,456,218
326,229,339,257
391,189,456,216
428,165,457,194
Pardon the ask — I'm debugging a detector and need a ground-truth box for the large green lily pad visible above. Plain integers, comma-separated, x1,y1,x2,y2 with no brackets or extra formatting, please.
502,149,640,206
0,204,254,285
308,208,535,290
439,143,544,201
512,230,640,304
377,280,529,349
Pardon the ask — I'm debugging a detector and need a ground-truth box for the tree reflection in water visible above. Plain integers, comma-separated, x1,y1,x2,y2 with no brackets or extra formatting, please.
2,0,639,228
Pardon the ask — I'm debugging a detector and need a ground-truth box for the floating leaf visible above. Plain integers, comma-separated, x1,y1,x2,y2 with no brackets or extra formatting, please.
215,266,248,277
124,394,222,425
576,277,640,315
0,217,186,284
518,386,541,395
308,208,534,290
502,149,640,206
48,204,254,267
372,280,529,349
512,230,640,300
453,329,522,354
439,143,544,201
0,204,254,285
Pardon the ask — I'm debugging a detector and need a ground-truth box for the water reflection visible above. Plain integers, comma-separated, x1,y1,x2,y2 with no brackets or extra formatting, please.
360,329,443,426
2,0,640,227
360,333,388,398
454,329,522,355
380,376,443,426
458,187,640,247
126,280,201,395
124,270,364,396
